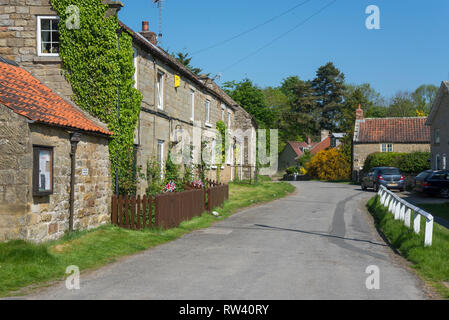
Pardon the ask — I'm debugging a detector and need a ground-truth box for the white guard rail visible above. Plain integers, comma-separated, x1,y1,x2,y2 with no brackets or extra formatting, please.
377,185,434,246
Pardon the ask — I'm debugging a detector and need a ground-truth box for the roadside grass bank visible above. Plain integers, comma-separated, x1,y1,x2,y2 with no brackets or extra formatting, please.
367,196,449,299
418,203,449,222
0,181,295,297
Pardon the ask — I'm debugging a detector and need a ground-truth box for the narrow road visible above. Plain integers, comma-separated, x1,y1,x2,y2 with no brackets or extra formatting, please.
27,181,429,299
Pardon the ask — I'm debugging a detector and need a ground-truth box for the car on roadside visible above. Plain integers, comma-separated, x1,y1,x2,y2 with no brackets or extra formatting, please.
361,167,405,192
414,170,449,198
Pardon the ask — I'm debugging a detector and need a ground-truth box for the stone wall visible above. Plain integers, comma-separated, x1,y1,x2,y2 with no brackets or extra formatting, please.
353,142,431,173
0,106,111,242
0,0,74,100
0,104,32,241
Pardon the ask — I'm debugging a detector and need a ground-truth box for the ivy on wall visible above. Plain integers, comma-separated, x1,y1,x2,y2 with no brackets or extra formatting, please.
50,0,143,194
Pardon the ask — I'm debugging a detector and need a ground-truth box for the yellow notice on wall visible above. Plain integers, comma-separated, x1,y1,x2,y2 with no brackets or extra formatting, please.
174,75,180,88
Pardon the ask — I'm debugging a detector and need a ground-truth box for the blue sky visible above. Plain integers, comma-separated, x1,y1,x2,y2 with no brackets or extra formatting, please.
119,0,449,98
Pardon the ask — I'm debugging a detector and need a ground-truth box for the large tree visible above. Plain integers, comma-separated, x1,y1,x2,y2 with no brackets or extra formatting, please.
311,62,346,131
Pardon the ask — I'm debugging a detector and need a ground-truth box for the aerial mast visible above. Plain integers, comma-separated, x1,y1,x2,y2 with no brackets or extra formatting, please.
153,0,163,45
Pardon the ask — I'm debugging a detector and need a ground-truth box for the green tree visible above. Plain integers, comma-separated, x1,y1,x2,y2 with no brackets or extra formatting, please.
412,84,439,115
311,62,346,131
387,92,417,117
223,79,275,128
172,51,203,75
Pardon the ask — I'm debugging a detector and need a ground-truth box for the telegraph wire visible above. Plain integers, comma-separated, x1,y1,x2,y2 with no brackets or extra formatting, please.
191,0,314,56
220,0,338,73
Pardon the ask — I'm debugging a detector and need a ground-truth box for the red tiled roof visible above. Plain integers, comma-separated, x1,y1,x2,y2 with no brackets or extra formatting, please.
356,118,429,143
287,141,309,157
0,60,112,136
310,136,331,155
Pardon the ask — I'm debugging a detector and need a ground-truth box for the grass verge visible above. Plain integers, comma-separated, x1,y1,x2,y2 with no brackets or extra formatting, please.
0,181,295,297
367,196,449,299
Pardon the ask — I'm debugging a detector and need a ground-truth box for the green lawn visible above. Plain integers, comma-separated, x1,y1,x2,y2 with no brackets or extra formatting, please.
367,196,449,299
419,203,449,222
0,181,295,297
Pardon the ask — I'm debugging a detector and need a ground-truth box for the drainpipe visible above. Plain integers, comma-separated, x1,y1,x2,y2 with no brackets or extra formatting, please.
69,132,82,232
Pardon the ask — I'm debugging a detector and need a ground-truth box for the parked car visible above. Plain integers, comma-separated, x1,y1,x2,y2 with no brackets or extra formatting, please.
414,170,449,198
361,167,405,192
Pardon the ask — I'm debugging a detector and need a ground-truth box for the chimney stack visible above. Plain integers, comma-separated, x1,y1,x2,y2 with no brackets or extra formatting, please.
321,130,330,141
140,21,157,46
356,104,364,120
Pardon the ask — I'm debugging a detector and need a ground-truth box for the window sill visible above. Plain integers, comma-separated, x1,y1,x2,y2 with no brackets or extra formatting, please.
205,123,212,128
34,56,61,64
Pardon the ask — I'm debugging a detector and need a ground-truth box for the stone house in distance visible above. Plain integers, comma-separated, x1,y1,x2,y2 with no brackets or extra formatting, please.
352,105,430,180
0,57,112,242
426,81,449,170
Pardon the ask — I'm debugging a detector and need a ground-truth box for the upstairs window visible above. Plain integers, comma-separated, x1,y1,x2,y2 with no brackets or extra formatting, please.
190,89,195,121
381,143,393,153
157,71,164,110
205,100,211,126
33,146,53,196
37,16,60,56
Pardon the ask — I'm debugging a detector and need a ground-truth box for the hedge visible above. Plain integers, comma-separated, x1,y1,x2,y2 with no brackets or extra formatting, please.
363,152,431,174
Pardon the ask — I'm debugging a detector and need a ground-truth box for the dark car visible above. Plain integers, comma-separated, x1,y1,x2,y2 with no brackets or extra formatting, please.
361,167,405,192
414,170,449,198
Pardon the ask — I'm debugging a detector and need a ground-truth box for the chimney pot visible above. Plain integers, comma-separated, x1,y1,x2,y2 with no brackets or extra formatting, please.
142,21,149,32
139,21,157,46
356,104,364,120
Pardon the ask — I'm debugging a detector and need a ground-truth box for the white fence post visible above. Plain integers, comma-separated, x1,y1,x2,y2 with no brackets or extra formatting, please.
413,211,421,234
424,217,433,247
405,208,411,228
377,186,433,247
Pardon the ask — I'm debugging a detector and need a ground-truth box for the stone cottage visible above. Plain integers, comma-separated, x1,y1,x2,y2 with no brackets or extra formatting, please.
120,20,258,194
352,105,430,180
0,57,112,242
426,81,449,170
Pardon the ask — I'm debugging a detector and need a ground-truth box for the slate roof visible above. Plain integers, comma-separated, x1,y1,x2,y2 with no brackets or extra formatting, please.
354,117,429,143
0,59,112,136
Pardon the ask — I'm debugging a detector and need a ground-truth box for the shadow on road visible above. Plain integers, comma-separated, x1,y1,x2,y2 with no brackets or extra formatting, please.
252,224,387,247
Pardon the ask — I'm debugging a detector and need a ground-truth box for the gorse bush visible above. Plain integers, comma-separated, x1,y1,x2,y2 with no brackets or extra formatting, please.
306,148,350,181
363,152,431,174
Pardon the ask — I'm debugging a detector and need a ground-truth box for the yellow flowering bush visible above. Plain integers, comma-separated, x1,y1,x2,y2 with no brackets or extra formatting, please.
306,148,350,181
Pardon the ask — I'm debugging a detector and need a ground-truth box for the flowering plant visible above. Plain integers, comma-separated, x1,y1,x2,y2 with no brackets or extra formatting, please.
192,180,204,189
163,180,177,193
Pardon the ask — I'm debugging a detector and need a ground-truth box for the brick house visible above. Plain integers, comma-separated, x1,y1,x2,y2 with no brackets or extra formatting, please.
426,81,449,170
352,105,430,180
0,57,112,242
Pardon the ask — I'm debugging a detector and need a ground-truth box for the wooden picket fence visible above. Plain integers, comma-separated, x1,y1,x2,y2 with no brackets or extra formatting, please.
111,181,229,230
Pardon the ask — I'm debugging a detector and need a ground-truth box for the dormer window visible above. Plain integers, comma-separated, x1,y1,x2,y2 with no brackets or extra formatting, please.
37,16,60,56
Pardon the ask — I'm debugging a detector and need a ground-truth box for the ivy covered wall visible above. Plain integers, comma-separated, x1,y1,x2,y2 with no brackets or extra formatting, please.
50,0,142,194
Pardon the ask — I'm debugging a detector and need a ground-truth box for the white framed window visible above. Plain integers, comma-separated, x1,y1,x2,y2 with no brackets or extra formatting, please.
37,16,60,56
435,154,441,170
190,89,195,121
381,143,393,153
157,71,164,110
33,146,53,196
434,129,440,144
157,140,164,179
443,154,447,170
205,99,211,127
133,47,138,89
